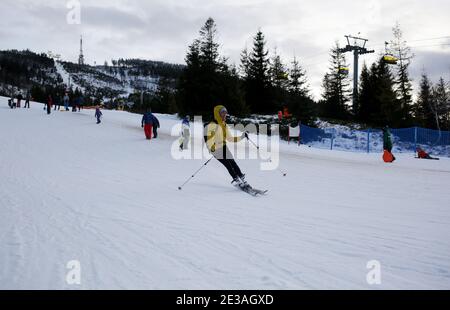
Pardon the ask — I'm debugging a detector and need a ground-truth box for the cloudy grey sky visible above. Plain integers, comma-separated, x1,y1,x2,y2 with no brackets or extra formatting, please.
1,0,449,99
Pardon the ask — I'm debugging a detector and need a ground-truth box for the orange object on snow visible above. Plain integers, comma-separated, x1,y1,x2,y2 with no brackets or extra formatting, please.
383,150,395,163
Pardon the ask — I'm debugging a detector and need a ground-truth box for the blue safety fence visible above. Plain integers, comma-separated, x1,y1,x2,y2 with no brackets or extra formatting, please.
297,125,450,157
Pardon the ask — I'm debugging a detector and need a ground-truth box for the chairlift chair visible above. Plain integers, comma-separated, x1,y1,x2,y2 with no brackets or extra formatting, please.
383,42,398,65
338,67,349,75
383,55,398,65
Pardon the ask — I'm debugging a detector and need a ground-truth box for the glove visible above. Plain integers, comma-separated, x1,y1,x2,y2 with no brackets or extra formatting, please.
211,145,216,153
141,124,144,128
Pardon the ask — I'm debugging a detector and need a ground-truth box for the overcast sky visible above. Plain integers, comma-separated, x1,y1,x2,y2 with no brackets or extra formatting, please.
1,0,449,99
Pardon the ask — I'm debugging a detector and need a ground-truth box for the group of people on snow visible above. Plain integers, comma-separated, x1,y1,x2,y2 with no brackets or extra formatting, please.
382,126,439,162
45,93,84,114
7,90,440,166
8,92,31,109
141,104,249,188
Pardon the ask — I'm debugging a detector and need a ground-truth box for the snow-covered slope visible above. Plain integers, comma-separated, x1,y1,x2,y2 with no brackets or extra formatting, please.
55,62,85,93
1,97,450,289
56,62,160,99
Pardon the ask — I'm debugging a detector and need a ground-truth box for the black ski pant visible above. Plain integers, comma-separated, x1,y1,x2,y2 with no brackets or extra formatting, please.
214,146,244,180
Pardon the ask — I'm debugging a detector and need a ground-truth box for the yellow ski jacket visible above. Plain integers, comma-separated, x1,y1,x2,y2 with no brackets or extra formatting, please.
206,105,243,153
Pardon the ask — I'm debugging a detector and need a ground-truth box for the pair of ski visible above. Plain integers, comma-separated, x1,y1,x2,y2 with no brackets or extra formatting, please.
415,156,440,160
234,183,268,197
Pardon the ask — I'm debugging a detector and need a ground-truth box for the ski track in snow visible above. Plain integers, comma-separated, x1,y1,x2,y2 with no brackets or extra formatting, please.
1,98,450,289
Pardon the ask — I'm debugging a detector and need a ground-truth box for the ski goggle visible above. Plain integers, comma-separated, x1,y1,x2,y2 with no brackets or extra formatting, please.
219,107,228,115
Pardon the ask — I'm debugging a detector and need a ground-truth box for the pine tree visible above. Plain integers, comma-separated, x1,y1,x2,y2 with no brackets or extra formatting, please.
289,56,308,97
375,59,401,127
199,17,220,71
240,47,250,79
320,42,351,120
177,39,203,116
269,50,289,111
152,77,174,113
414,73,434,128
433,77,450,130
248,31,270,84
391,23,413,123
219,64,249,116
176,18,247,118
357,63,373,123
357,59,400,127
270,50,288,90
285,56,316,125
243,30,273,113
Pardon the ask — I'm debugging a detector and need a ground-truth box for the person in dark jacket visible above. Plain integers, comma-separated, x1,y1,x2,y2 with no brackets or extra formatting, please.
54,93,61,111
152,114,160,138
141,108,155,140
24,91,31,108
78,95,83,111
8,93,15,109
72,97,78,112
95,106,103,124
47,95,53,115
17,93,23,108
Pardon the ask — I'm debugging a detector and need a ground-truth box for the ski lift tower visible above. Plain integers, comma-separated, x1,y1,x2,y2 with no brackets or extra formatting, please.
78,35,85,66
339,35,375,114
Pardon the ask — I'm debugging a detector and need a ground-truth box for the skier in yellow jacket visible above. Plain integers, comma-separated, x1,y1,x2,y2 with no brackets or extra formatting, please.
206,105,248,187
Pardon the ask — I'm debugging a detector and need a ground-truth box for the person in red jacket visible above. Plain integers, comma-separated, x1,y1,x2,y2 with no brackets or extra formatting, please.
141,108,155,140
416,147,439,160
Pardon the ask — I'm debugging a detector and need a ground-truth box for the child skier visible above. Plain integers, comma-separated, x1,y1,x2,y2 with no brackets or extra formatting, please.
95,106,103,124
179,116,191,151
205,105,249,188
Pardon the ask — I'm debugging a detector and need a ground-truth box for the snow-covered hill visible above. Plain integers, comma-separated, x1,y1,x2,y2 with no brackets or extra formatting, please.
1,97,450,289
0,50,183,106
56,61,159,99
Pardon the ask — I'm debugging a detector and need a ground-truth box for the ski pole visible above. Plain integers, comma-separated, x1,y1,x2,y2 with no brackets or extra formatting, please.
247,135,260,150
246,135,287,177
178,156,214,190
